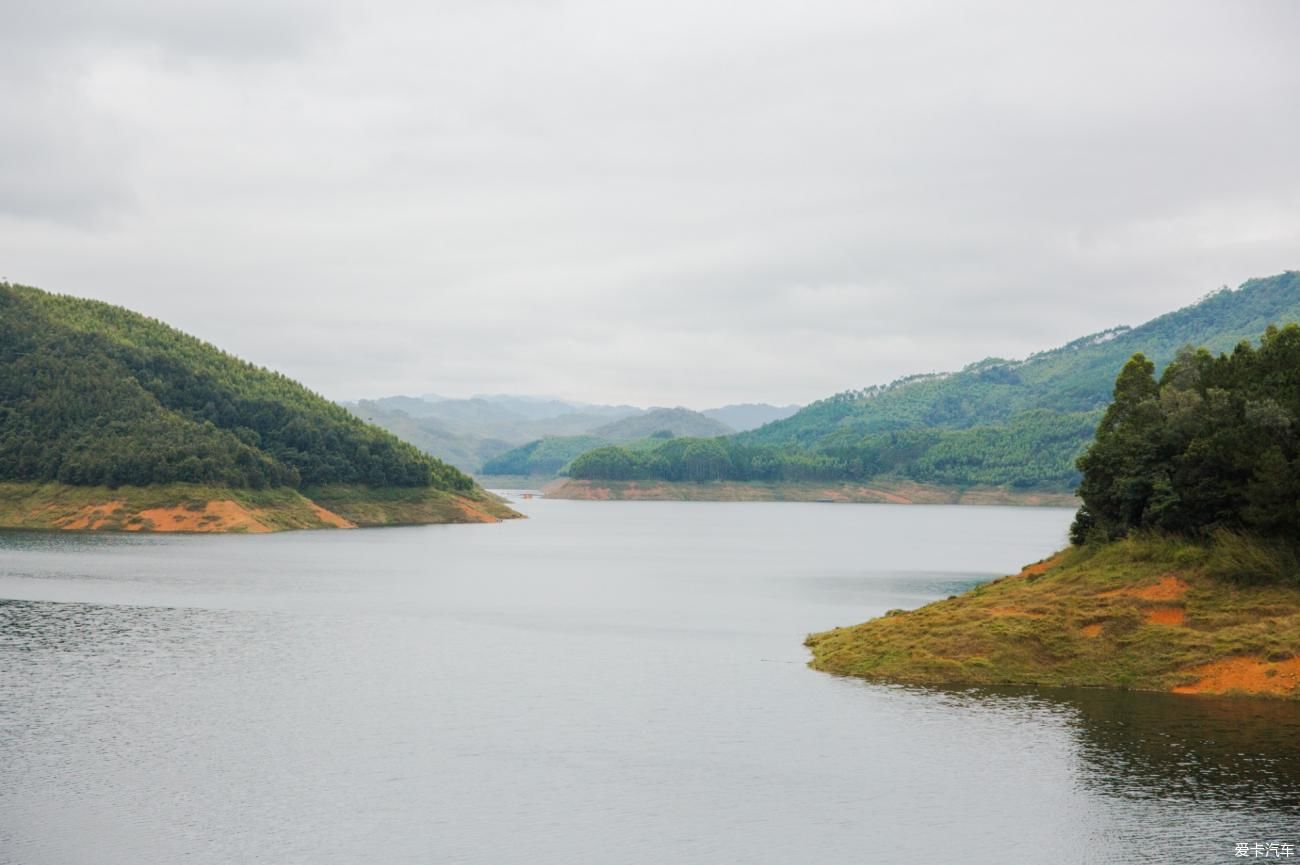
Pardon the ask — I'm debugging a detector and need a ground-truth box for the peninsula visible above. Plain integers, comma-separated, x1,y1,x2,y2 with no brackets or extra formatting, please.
808,328,1300,699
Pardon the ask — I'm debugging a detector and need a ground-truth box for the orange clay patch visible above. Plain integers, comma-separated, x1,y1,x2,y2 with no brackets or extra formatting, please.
1172,656,1300,696
56,501,128,530
1017,552,1068,578
1145,606,1186,626
1080,623,1104,638
455,497,501,523
309,503,355,529
127,501,271,533
1101,575,1189,601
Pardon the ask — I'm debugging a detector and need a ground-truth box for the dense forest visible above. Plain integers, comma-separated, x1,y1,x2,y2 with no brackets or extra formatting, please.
0,283,472,491
1071,325,1300,552
568,273,1300,489
481,436,609,476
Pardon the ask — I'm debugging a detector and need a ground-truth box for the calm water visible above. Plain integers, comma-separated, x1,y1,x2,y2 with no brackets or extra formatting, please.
2,498,1298,865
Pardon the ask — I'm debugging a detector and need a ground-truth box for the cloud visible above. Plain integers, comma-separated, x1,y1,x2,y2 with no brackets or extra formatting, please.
1,0,1297,405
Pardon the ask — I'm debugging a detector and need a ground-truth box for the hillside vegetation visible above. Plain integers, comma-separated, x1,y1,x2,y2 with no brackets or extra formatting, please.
567,273,1300,491
0,282,516,530
807,324,1300,699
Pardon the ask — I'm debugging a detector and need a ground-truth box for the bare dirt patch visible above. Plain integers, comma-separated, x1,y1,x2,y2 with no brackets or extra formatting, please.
128,501,271,533
1017,553,1068,579
1172,656,1300,696
1101,575,1188,602
456,497,502,523
309,503,355,528
1145,606,1187,626
1080,623,1104,638
55,501,127,530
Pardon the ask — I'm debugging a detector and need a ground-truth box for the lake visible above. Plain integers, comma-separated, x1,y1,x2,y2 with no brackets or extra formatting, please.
2,498,1298,864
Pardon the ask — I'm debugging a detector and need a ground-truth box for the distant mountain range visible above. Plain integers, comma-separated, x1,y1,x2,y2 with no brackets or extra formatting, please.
564,271,1300,492
346,394,800,474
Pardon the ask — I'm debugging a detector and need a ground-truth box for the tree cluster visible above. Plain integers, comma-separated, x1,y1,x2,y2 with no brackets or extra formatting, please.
1072,326,1300,544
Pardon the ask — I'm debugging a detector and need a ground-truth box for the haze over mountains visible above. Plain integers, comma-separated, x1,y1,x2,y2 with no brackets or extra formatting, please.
346,394,798,474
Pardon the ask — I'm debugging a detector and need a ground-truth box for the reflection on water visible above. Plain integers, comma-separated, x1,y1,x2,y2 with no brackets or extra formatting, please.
2,500,1297,865
1067,687,1300,811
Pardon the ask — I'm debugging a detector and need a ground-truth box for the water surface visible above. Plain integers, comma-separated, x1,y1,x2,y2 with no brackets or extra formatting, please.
2,499,1297,864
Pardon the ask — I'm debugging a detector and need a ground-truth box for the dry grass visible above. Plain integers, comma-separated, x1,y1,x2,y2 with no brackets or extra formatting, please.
806,535,1300,700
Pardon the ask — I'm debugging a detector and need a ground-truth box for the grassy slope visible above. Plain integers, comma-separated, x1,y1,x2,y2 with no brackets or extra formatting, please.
544,478,1077,506
304,483,517,526
806,537,1300,699
0,481,515,533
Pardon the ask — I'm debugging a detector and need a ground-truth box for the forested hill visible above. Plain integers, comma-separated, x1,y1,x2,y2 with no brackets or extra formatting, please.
589,407,734,440
566,273,1300,491
0,282,471,493
743,272,1300,448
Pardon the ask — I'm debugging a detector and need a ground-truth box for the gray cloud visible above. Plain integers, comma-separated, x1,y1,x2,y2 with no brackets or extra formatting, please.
2,0,1297,406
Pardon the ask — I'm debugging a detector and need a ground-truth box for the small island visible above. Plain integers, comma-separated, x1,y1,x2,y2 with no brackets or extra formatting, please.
808,328,1300,699
0,282,519,532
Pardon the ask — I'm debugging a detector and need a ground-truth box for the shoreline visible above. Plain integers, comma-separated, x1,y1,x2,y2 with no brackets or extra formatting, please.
0,481,521,533
805,540,1300,700
543,478,1078,507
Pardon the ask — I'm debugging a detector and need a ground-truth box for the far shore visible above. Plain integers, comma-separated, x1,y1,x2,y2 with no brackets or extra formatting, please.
539,478,1078,507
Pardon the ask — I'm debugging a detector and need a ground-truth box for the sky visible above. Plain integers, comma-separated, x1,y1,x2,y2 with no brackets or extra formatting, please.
2,0,1298,408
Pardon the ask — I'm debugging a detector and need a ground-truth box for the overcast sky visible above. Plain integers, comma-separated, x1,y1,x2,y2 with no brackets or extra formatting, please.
2,1,1297,407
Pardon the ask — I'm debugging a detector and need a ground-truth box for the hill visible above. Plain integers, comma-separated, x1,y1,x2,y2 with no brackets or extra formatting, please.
479,409,735,480
806,325,1300,699
345,394,644,472
562,273,1300,493
0,282,518,531
589,407,733,441
356,394,640,441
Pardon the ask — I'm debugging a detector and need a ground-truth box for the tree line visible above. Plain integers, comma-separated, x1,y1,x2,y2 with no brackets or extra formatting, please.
1071,325,1300,546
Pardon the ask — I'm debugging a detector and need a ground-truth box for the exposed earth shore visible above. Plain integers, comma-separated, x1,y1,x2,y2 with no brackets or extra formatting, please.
806,538,1300,700
0,482,520,533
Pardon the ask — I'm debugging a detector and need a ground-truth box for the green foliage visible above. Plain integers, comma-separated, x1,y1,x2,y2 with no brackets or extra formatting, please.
480,435,608,476
1073,326,1300,573
1203,530,1300,587
0,282,473,492
567,410,1099,488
